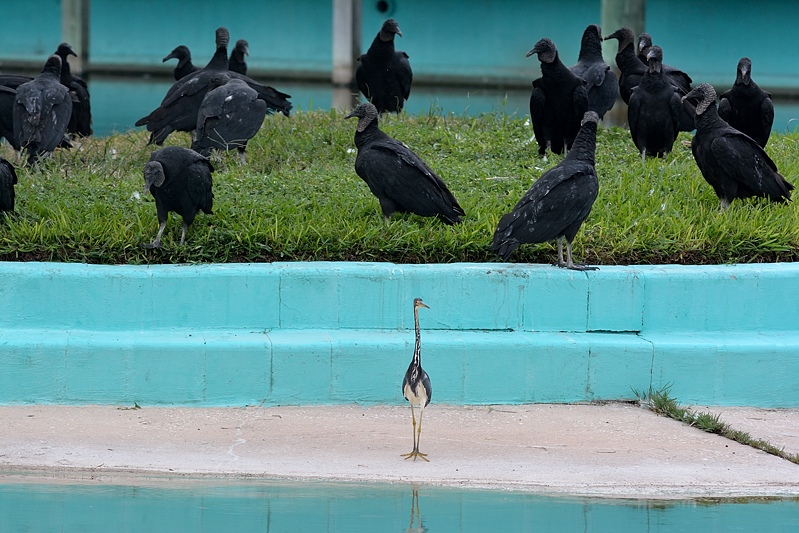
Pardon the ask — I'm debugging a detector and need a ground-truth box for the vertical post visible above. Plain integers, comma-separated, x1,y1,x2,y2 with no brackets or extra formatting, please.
332,0,361,109
601,0,645,127
601,0,645,63
62,0,90,76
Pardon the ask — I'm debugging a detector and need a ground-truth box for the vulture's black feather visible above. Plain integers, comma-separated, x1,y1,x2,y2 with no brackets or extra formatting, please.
718,57,773,148
492,112,600,270
142,146,214,248
627,46,682,159
13,55,72,165
191,72,266,162
684,83,792,209
228,39,249,75
606,28,695,131
54,43,92,137
569,24,618,120
604,28,646,105
356,19,413,113
163,45,200,81
636,33,693,94
0,86,19,150
136,28,290,145
344,103,464,224
527,37,589,156
0,157,17,213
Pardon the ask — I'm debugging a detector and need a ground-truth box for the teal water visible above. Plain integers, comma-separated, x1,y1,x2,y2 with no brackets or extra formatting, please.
90,76,799,138
1,479,798,532
90,77,533,137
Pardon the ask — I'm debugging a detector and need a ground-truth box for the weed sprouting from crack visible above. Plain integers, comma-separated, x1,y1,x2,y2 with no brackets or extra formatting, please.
632,384,799,466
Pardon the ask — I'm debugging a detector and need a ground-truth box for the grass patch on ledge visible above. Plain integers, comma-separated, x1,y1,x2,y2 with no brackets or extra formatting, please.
1,108,799,265
633,385,799,466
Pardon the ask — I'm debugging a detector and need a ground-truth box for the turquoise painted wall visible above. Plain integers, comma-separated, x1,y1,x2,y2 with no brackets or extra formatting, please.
645,1,799,89
86,0,596,80
0,0,60,61
1,262,797,408
359,0,598,82
89,0,330,75
3,1,799,90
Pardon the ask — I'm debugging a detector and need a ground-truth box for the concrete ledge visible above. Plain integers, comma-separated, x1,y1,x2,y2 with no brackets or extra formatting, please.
3,404,798,498
1,262,798,407
1,330,797,407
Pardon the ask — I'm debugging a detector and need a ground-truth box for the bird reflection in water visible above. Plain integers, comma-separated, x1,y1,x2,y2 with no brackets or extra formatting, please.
405,485,427,533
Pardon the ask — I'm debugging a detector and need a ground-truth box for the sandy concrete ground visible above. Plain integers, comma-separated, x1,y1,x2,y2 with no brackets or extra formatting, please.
702,406,799,456
0,403,797,498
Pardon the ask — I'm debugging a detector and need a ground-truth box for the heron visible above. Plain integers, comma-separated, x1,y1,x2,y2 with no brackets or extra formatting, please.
402,297,432,461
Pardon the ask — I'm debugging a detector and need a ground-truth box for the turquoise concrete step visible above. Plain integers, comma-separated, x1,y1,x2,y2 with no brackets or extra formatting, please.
2,328,796,407
1,262,797,407
4,262,797,333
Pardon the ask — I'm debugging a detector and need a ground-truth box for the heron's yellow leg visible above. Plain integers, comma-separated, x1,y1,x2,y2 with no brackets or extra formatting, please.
402,404,429,462
401,404,417,459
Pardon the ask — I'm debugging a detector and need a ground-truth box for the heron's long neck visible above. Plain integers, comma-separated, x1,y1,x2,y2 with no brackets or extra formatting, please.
413,308,422,366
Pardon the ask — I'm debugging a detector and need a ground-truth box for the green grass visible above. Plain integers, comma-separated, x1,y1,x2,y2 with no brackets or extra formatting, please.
633,385,799,465
2,108,799,264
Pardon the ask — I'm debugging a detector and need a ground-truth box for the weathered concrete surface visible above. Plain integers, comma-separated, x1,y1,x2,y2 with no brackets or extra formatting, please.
0,404,797,498
700,406,799,457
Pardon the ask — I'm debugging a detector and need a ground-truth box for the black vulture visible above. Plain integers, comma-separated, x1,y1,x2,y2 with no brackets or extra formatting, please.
635,34,649,65
569,24,618,120
0,85,19,150
344,102,464,224
356,19,413,113
0,74,33,91
0,44,90,140
718,57,773,148
527,37,588,156
142,146,214,248
603,27,646,105
191,72,267,163
13,55,73,165
228,39,249,75
54,43,92,137
136,28,231,144
0,157,17,213
163,45,200,81
636,33,693,94
627,46,682,159
492,111,600,270
136,27,291,146
683,83,792,209
605,28,694,131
